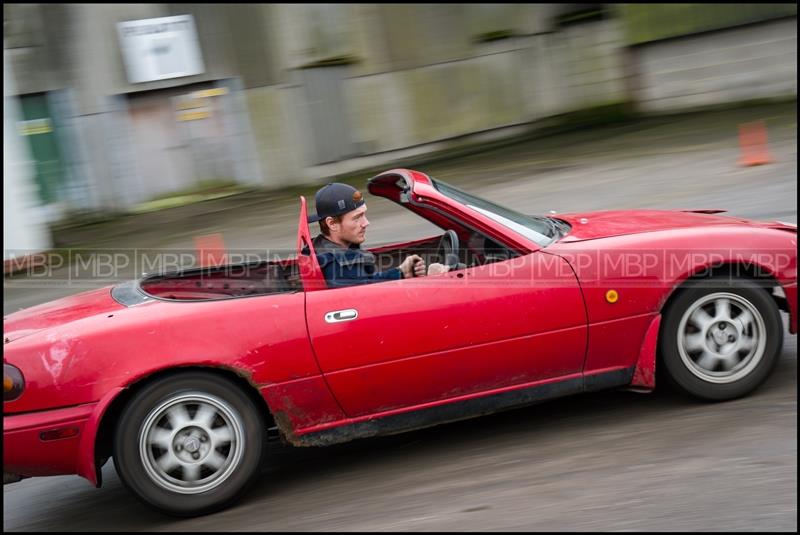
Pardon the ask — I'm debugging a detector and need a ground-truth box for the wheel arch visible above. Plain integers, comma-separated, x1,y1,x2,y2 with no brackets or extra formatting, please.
654,262,783,395
90,365,275,487
659,262,781,320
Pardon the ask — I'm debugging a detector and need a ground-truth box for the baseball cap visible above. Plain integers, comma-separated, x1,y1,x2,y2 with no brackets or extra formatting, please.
307,183,365,223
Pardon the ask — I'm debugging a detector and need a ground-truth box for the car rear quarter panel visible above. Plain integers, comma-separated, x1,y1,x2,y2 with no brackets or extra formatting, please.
3,287,125,335
3,292,343,425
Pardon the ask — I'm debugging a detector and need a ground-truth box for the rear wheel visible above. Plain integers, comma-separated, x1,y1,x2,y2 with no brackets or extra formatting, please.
660,279,783,401
113,372,265,516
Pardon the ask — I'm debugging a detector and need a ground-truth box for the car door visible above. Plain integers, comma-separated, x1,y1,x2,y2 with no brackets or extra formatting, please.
305,251,588,417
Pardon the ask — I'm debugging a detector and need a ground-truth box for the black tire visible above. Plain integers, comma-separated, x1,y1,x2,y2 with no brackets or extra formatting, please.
660,278,783,401
113,372,265,516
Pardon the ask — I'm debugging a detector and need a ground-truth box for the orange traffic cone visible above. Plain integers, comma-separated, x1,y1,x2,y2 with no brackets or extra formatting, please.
738,120,773,166
194,233,228,267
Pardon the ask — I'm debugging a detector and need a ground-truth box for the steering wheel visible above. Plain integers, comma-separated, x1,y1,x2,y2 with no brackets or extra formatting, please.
437,230,461,270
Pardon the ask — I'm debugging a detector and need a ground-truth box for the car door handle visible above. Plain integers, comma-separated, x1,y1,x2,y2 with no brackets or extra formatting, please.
324,309,358,323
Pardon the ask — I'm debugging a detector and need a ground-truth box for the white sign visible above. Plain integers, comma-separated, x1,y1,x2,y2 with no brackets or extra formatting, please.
117,15,205,84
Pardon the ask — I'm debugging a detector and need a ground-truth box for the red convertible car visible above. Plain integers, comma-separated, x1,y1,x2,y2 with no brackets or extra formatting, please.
4,169,797,516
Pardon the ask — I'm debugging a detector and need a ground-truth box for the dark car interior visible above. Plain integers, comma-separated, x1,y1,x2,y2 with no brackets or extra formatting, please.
138,259,303,300
137,226,518,301
368,230,518,274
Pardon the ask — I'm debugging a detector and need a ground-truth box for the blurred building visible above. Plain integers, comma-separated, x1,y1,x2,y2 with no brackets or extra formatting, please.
5,47,52,265
3,3,797,220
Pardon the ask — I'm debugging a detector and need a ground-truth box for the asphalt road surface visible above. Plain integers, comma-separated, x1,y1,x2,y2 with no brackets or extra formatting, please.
4,105,797,531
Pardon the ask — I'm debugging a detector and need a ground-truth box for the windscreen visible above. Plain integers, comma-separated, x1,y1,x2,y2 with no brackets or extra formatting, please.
431,178,556,246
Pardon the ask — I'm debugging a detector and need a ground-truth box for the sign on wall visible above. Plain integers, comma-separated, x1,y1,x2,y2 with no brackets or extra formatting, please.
18,118,53,136
117,15,205,84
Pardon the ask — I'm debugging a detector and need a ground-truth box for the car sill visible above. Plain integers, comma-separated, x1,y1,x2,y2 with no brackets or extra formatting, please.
291,367,635,447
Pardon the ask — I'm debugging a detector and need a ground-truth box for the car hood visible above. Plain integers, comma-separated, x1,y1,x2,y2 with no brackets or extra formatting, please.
3,286,124,345
553,209,781,242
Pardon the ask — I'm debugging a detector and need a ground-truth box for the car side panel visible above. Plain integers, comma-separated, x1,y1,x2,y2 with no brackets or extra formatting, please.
306,253,588,417
321,327,587,416
260,377,347,434
584,313,658,373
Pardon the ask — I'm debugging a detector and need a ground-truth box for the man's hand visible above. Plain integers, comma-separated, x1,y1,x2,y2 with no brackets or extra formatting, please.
399,255,426,279
427,262,450,276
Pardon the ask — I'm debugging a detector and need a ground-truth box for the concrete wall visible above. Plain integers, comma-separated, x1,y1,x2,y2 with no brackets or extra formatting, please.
344,48,526,154
221,5,283,88
634,17,797,112
4,4,72,96
4,5,797,210
549,18,629,112
341,17,627,164
517,17,629,120
62,4,240,114
240,15,630,186
245,84,309,187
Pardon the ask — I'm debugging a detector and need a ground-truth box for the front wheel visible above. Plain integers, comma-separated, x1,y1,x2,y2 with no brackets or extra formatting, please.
660,279,783,401
113,372,265,516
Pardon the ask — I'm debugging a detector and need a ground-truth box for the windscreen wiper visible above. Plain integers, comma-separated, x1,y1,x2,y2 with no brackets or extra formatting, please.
532,216,559,238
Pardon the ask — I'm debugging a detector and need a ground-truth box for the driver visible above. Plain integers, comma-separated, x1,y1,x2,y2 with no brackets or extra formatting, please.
309,183,449,288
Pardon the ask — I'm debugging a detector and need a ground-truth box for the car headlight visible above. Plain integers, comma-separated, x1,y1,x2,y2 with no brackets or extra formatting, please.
4,364,24,402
